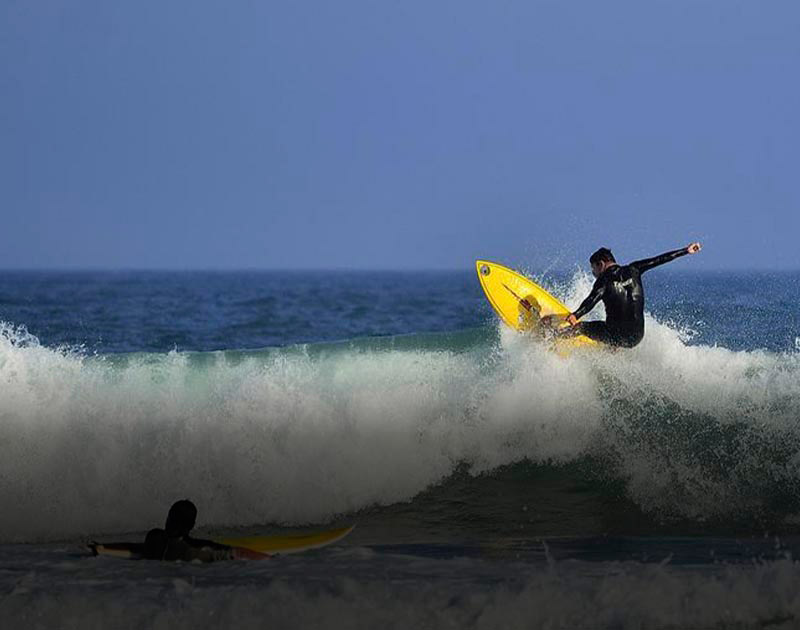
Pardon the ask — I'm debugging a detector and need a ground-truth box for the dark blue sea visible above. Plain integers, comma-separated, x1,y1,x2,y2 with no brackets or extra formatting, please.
2,268,800,629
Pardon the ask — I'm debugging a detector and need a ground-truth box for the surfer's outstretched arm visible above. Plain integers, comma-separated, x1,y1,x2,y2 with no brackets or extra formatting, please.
631,242,702,273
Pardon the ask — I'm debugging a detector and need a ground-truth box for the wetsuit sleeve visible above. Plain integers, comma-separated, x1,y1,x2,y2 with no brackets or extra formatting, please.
630,248,689,273
572,277,606,320
188,536,229,550
182,537,235,562
192,546,235,562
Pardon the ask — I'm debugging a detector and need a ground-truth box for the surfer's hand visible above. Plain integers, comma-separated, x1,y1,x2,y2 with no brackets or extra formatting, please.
687,242,702,254
566,314,578,327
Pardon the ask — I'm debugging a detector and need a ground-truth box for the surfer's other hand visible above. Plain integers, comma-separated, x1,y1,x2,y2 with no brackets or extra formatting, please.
566,314,578,327
687,242,702,254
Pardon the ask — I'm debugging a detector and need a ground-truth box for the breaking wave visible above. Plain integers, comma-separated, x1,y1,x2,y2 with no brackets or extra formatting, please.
2,272,800,541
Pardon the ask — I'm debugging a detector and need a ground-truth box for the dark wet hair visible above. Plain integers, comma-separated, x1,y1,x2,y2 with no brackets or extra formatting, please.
165,499,197,537
589,248,615,265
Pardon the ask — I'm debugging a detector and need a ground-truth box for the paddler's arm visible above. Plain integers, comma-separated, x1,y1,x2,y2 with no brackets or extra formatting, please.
182,536,237,562
631,242,702,273
566,277,606,326
188,536,230,550
186,536,269,561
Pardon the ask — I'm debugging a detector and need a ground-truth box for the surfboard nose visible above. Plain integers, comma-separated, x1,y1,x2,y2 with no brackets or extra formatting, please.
475,260,493,278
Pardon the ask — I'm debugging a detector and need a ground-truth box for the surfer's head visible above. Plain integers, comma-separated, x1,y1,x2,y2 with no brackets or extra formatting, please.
165,499,197,537
589,248,616,278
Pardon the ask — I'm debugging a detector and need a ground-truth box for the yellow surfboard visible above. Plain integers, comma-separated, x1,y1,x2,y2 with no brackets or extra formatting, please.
218,525,355,555
475,260,597,349
89,525,355,560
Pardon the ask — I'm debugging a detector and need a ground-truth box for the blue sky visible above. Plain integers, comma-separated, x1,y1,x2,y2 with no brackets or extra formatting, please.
1,1,798,270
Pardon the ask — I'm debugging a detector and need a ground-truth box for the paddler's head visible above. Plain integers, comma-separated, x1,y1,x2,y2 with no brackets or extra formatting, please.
165,499,197,537
589,248,616,278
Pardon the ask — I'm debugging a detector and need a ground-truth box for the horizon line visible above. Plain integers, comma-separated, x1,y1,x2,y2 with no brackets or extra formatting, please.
1,265,799,274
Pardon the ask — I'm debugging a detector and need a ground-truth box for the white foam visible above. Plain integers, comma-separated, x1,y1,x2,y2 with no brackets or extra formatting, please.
1,544,799,630
2,271,800,540
0,322,597,540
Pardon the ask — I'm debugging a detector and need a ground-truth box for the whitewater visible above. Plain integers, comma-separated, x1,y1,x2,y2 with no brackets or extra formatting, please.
2,269,800,628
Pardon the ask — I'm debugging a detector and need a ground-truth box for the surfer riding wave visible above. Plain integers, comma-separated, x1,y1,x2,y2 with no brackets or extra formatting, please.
544,242,702,348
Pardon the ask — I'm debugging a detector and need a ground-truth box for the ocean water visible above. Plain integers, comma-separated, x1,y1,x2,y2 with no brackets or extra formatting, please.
2,268,800,629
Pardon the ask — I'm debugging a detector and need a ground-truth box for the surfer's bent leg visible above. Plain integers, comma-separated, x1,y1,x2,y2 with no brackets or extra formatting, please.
578,322,644,348
577,321,618,345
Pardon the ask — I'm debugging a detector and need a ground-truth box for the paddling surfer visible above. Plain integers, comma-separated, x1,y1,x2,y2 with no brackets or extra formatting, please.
143,499,265,562
544,242,702,348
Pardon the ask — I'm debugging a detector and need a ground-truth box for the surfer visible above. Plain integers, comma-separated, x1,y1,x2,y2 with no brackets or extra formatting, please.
143,499,264,562
546,243,702,347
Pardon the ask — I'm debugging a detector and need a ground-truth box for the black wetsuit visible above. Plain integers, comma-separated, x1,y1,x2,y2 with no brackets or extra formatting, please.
572,248,689,347
143,528,234,562
140,499,235,562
